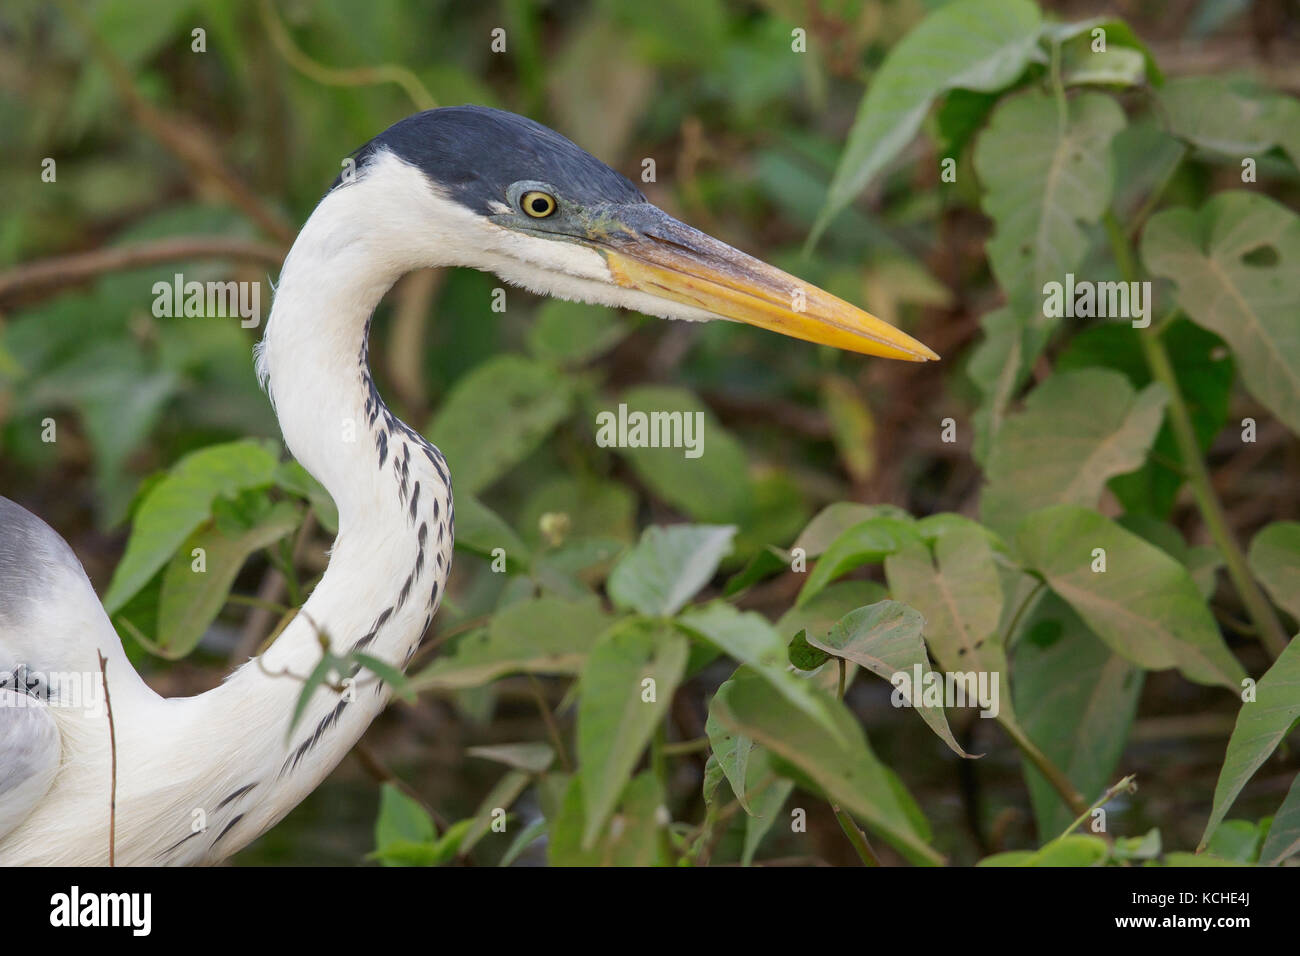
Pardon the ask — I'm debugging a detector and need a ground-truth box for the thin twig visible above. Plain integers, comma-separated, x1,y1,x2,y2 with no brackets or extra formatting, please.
526,674,573,772
1104,211,1289,660
259,0,437,111
0,237,285,304
97,652,118,867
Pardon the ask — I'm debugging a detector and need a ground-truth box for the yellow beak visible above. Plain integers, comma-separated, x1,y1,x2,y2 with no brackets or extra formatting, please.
595,208,938,362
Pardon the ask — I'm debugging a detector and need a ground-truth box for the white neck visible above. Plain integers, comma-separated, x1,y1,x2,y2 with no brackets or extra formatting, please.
16,164,456,866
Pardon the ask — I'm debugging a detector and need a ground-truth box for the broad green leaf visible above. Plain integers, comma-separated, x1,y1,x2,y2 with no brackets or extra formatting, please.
1248,522,1300,622
1161,76,1299,167
411,597,612,689
978,835,1108,867
742,770,794,867
1260,772,1300,866
607,524,736,617
817,0,1043,236
154,501,301,659
465,742,555,775
104,439,280,613
1118,514,1222,600
1018,505,1245,689
980,370,1167,538
884,528,1013,722
678,602,842,738
809,601,971,758
610,386,751,523
1201,637,1300,848
975,90,1126,303
549,773,668,866
274,460,338,535
1205,819,1267,863
1058,320,1234,518
797,516,919,606
968,304,1036,464
577,620,688,847
453,493,531,571
374,783,434,853
711,670,941,866
427,355,573,495
792,502,910,558
1142,192,1300,436
527,299,630,365
777,580,888,643
1013,595,1144,837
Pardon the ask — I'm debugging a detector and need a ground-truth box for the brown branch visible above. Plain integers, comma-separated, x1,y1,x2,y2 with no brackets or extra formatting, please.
97,652,118,867
0,237,286,304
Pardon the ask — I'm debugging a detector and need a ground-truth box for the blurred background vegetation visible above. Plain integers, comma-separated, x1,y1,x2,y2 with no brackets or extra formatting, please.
1,0,1298,864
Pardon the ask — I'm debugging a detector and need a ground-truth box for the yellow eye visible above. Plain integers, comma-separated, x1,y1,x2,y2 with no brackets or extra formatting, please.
521,190,557,218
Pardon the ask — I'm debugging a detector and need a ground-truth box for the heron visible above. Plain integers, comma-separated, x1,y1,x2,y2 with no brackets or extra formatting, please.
0,106,936,865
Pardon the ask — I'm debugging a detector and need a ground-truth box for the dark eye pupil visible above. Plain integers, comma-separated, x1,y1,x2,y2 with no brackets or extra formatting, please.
531,198,548,213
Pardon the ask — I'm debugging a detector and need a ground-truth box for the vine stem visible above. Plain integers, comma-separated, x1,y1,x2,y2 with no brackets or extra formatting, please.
830,658,882,866
1103,211,1289,660
999,716,1088,818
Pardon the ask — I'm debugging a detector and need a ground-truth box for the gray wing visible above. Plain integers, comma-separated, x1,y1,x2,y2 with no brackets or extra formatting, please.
0,689,61,840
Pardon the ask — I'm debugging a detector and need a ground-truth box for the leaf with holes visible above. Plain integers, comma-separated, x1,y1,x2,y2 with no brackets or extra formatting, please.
1142,192,1300,436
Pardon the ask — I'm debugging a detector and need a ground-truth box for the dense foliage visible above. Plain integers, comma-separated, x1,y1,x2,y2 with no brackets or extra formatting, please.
2,0,1298,866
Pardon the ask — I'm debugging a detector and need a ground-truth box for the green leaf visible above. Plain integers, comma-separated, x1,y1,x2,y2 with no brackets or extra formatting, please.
978,835,1108,867
1142,192,1300,436
1248,522,1300,623
1201,637,1300,848
104,439,280,613
711,670,941,866
410,597,613,690
809,600,971,758
1205,819,1266,863
884,528,1013,721
461,770,531,854
816,0,1043,236
527,299,630,365
1013,595,1144,837
980,370,1167,538
797,516,919,606
374,783,435,851
788,629,829,671
466,742,555,775
274,460,338,535
793,502,904,558
777,580,888,644
453,494,531,571
577,620,688,847
1018,505,1245,689
1160,76,1299,166
975,90,1127,303
607,524,736,617
677,602,842,738
549,772,668,866
154,501,301,659
609,385,751,523
427,355,573,495
1260,772,1300,866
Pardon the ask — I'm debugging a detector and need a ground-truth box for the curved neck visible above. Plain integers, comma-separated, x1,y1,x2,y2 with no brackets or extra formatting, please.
151,183,455,863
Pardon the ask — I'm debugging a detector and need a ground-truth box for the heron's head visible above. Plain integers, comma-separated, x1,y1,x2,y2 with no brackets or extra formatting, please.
334,106,936,362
